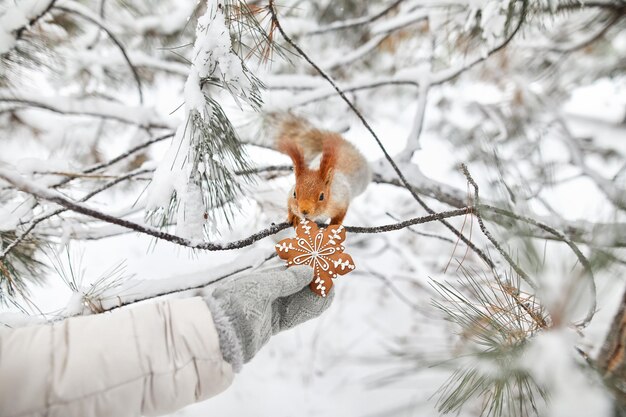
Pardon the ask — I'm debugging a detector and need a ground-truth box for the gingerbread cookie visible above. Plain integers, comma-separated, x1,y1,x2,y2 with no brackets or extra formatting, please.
275,219,355,297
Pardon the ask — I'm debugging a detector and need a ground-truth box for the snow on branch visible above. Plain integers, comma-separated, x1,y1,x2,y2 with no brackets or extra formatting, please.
0,167,479,251
0,94,174,128
63,249,276,316
54,1,144,104
0,0,56,56
374,169,626,248
302,0,405,36
121,1,198,37
145,0,262,241
559,119,626,213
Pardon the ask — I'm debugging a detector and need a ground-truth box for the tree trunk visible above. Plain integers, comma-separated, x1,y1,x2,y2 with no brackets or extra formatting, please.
598,289,626,414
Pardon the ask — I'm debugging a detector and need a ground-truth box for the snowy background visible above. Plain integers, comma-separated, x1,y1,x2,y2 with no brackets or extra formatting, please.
1,0,626,416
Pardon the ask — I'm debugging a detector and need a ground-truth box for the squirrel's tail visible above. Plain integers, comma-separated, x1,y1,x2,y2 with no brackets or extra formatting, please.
243,112,322,163
273,113,324,163
240,112,322,163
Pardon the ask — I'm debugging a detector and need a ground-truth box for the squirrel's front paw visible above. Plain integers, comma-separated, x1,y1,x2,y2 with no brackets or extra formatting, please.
287,212,298,228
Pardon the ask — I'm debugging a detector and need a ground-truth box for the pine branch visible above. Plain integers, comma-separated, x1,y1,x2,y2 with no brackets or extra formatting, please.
145,1,268,237
0,231,45,303
430,268,549,417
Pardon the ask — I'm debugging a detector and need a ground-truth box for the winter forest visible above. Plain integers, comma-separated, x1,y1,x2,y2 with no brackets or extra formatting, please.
1,0,626,416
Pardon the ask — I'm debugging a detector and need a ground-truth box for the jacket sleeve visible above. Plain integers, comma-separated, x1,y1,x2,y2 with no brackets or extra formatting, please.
0,297,234,417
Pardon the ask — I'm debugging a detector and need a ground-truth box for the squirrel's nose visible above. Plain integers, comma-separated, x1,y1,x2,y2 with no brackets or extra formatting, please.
301,210,309,216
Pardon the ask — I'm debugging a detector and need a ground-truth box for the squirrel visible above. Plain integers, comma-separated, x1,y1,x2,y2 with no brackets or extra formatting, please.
271,114,371,226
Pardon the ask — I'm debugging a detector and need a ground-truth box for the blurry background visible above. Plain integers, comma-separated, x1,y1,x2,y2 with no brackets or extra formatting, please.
1,0,626,416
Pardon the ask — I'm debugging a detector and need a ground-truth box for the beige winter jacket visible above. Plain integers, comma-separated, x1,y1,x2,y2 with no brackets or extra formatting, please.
0,297,234,417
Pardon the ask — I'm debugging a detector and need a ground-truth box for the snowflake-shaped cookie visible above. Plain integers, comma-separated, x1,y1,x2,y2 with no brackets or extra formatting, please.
275,219,355,297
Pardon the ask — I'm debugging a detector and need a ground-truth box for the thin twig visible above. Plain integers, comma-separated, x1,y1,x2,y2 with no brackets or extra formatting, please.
479,203,598,327
460,164,535,289
34,172,141,180
346,208,472,233
385,212,455,243
54,4,144,104
287,77,420,108
459,164,596,326
52,132,174,189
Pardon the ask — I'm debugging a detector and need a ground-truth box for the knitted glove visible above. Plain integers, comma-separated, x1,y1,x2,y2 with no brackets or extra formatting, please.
203,265,334,372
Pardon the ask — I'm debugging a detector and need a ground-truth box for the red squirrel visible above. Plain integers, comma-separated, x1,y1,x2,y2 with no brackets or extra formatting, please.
273,114,371,226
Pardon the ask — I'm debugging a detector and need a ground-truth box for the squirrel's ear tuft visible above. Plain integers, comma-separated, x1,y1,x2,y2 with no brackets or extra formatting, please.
280,141,305,176
320,140,336,184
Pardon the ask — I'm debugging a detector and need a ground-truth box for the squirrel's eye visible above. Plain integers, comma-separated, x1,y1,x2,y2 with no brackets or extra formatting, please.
293,191,296,198
319,193,324,201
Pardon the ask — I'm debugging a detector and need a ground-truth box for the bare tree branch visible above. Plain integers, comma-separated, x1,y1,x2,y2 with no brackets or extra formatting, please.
286,0,528,110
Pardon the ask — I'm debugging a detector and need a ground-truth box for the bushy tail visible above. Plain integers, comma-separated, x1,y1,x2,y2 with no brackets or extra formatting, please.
239,112,323,163
273,113,325,164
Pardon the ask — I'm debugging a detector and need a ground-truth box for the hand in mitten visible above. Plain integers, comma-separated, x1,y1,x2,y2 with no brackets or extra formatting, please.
203,265,334,372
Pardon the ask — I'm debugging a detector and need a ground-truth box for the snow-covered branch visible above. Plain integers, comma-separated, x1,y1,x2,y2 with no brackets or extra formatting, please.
301,0,406,36
0,95,173,129
0,0,56,56
54,1,144,104
0,167,481,251
560,119,626,212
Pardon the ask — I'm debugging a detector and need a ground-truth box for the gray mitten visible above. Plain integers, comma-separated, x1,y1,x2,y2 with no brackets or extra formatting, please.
203,265,334,372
